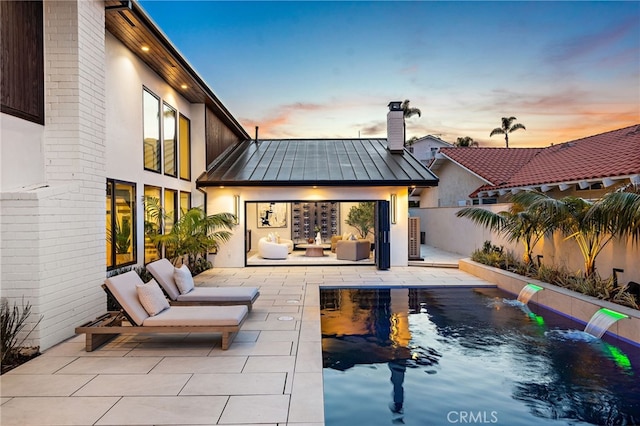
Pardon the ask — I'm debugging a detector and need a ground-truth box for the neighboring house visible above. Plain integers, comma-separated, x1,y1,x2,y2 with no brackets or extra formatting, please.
423,125,640,207
406,135,452,166
0,0,438,351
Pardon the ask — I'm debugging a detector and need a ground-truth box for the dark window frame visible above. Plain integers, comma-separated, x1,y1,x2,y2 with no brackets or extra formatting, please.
179,113,192,181
143,87,161,174
163,102,177,178
106,178,137,271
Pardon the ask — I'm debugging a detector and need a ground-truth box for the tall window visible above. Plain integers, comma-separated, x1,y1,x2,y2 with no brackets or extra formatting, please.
179,114,191,180
143,88,161,172
163,103,177,177
144,186,162,264
164,189,177,233
106,180,136,269
180,191,191,215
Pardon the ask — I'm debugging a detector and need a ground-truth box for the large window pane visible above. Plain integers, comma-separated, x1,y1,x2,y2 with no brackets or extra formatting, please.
107,179,136,269
163,103,177,177
164,189,177,233
180,191,190,217
143,88,160,172
144,186,162,264
179,114,191,180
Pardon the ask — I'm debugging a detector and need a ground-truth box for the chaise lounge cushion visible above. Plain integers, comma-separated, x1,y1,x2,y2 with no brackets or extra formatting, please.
104,271,248,327
143,305,246,327
146,258,259,304
136,280,170,316
174,264,195,294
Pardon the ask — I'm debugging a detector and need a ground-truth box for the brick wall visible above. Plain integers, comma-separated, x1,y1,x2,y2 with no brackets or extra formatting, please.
0,0,107,351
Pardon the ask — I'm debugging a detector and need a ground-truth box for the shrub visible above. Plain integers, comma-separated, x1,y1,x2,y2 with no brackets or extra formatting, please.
470,241,639,310
1,297,42,365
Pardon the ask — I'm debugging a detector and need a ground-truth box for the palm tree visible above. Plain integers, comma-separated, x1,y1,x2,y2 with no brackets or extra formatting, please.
401,99,421,143
144,197,236,270
454,136,479,147
489,117,526,148
456,201,550,265
154,207,236,269
589,184,640,244
511,190,639,277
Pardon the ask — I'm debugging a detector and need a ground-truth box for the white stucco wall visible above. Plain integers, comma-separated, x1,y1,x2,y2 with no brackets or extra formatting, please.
408,137,451,165
205,186,409,268
0,114,45,191
105,32,206,264
420,161,488,207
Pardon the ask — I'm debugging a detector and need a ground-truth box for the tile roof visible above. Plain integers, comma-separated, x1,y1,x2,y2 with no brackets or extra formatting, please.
437,147,543,186
434,124,640,197
197,139,439,187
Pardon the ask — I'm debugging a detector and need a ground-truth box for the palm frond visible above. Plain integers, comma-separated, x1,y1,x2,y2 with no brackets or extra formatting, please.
456,207,506,232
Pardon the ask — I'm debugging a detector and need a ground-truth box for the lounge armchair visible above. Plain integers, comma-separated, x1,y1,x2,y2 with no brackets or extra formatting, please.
146,258,259,310
258,236,293,259
336,240,371,261
75,271,248,352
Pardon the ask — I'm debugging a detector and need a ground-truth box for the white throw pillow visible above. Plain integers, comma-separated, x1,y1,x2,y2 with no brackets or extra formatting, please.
136,280,169,316
342,232,351,241
174,264,195,294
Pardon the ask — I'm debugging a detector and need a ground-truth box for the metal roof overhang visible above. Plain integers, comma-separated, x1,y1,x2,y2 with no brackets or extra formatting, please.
197,139,439,189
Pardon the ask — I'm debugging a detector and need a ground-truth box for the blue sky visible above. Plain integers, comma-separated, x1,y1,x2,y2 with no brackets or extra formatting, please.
139,1,640,147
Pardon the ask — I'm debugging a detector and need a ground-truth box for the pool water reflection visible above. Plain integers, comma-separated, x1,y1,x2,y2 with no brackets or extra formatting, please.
321,287,640,426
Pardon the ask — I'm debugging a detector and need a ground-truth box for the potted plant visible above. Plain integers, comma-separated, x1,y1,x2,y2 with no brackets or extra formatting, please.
346,202,375,239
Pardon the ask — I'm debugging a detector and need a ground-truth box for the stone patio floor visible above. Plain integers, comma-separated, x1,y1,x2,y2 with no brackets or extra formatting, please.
1,251,498,426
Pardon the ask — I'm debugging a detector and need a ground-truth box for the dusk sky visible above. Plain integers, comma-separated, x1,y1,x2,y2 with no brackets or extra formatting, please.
139,1,640,147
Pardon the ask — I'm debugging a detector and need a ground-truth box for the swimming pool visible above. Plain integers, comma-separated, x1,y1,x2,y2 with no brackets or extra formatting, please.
320,287,640,425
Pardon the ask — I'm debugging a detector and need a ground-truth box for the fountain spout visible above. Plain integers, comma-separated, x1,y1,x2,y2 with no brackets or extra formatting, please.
584,308,629,338
517,283,543,304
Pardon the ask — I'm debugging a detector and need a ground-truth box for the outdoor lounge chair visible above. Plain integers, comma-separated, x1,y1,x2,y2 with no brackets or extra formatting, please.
75,271,248,352
146,258,259,310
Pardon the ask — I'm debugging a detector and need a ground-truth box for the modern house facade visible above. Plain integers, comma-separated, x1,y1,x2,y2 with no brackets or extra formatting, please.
0,0,438,351
2,0,248,351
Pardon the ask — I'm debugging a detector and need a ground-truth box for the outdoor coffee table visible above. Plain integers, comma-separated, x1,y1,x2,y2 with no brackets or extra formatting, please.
297,243,331,257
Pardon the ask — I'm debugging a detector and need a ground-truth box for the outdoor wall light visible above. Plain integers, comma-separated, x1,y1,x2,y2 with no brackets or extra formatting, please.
233,195,240,225
390,193,397,224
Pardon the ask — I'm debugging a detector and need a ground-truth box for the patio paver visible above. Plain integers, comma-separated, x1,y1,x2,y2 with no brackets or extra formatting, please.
0,256,503,426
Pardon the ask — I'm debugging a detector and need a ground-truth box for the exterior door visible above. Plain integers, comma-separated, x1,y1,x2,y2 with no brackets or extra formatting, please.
375,200,390,270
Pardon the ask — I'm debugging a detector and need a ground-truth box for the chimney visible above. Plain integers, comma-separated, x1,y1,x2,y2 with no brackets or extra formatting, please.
387,101,404,153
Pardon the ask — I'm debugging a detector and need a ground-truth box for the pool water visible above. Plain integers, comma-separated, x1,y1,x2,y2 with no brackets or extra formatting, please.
320,287,640,426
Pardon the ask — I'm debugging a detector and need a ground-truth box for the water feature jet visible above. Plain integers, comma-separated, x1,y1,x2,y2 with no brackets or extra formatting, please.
517,283,543,304
584,308,629,338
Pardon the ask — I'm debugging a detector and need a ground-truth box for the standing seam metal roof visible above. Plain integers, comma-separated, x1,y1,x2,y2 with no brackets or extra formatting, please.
197,139,439,187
